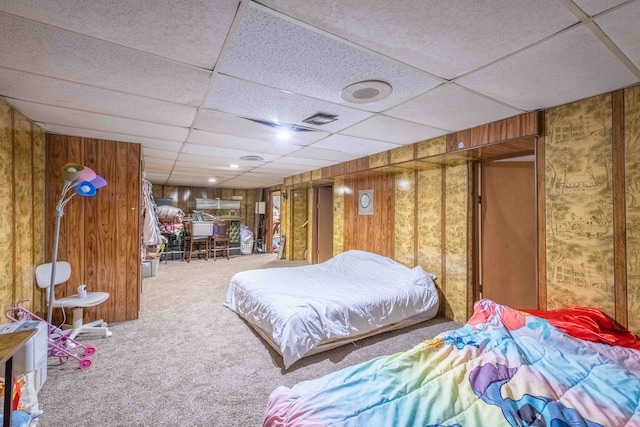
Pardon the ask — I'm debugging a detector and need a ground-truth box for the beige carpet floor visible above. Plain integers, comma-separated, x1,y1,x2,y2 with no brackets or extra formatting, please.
35,253,460,427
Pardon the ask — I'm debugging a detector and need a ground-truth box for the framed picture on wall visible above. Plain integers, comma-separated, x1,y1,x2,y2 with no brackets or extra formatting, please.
358,189,374,215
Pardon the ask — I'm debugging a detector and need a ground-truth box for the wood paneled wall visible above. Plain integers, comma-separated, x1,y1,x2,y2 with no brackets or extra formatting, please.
151,184,263,236
46,135,141,323
342,173,395,256
0,100,46,321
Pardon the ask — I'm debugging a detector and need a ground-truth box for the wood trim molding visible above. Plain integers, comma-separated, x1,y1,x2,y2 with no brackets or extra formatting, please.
612,89,627,326
536,135,547,310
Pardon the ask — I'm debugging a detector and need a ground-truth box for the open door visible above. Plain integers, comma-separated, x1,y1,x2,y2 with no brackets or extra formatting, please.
477,159,537,309
313,185,333,263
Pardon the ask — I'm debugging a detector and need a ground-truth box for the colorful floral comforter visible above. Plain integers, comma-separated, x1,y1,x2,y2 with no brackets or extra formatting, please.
264,300,640,426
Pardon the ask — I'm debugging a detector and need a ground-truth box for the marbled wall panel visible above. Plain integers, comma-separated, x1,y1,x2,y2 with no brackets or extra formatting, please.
417,166,443,282
221,188,234,200
291,188,308,260
369,152,389,168
394,170,415,267
625,84,640,333
281,189,291,259
245,188,258,238
390,145,414,164
307,187,314,264
0,100,45,320
333,179,345,256
0,101,13,313
444,162,469,323
13,111,34,303
32,127,46,313
545,93,615,316
416,136,447,158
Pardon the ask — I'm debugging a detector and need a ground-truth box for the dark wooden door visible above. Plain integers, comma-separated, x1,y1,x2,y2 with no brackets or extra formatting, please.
479,161,536,309
315,186,333,263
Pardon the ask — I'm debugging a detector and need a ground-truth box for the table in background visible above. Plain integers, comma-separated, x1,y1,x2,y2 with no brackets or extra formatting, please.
0,329,36,427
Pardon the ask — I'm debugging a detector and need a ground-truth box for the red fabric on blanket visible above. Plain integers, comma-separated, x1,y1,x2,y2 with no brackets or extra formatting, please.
524,306,640,351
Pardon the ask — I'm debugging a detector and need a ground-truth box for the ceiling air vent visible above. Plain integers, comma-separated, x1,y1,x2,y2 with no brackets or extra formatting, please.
239,155,264,162
302,113,338,125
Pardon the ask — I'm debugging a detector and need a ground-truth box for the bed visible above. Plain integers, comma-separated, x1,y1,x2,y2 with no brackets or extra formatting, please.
264,299,640,426
223,250,439,369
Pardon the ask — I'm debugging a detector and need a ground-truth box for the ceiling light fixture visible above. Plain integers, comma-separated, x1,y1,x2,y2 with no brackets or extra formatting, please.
208,177,217,182
302,113,338,126
239,155,264,162
230,164,239,169
341,80,393,104
277,128,291,140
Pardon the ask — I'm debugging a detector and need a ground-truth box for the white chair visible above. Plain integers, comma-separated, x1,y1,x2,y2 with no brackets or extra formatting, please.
35,261,112,339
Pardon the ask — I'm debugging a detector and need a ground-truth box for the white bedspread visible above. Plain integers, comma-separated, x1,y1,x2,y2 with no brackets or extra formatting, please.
224,250,439,368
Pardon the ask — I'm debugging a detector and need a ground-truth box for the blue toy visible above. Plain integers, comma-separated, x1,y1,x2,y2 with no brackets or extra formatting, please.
0,409,43,427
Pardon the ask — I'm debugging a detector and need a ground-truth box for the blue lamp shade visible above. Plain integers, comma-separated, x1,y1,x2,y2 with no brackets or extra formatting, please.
75,181,97,197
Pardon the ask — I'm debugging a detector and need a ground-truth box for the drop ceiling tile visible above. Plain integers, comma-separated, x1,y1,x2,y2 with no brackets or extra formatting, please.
288,147,363,162
143,157,177,167
572,0,628,16
177,153,255,169
386,84,523,131
204,75,373,132
340,115,448,144
0,0,238,69
219,3,442,112
455,26,638,111
34,124,184,149
195,109,330,145
596,2,640,70
0,69,197,127
144,172,170,181
142,148,179,160
241,170,292,178
188,129,303,155
254,162,318,172
0,12,211,105
310,135,400,155
259,0,578,80
8,99,189,141
181,143,280,162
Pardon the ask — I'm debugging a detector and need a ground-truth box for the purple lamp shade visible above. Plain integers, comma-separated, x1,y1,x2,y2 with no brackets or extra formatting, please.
90,175,107,189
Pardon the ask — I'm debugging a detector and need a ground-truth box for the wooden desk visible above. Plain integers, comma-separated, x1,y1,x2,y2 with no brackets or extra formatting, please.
0,329,36,427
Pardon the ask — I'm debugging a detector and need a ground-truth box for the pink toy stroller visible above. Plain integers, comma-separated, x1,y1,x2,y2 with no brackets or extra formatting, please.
5,300,95,369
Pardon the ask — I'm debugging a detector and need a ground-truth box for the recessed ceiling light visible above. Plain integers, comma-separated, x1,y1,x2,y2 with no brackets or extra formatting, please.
240,155,264,162
302,113,338,126
341,80,393,103
208,177,217,182
230,164,239,169
277,128,291,140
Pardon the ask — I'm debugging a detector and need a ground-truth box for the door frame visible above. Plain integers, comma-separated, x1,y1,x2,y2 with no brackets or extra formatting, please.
472,153,539,308
312,185,333,264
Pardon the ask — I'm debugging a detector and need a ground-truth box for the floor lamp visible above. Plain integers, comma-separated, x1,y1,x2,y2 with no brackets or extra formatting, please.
48,163,107,324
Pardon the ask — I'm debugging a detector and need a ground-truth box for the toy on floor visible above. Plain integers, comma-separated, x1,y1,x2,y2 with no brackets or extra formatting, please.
0,409,43,427
5,300,95,369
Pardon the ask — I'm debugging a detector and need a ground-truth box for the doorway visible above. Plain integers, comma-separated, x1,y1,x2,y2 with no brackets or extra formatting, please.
476,158,537,309
269,191,281,254
313,185,333,263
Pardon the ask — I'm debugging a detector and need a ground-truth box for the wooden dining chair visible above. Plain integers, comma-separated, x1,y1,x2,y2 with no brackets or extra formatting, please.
210,220,230,261
183,220,209,262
